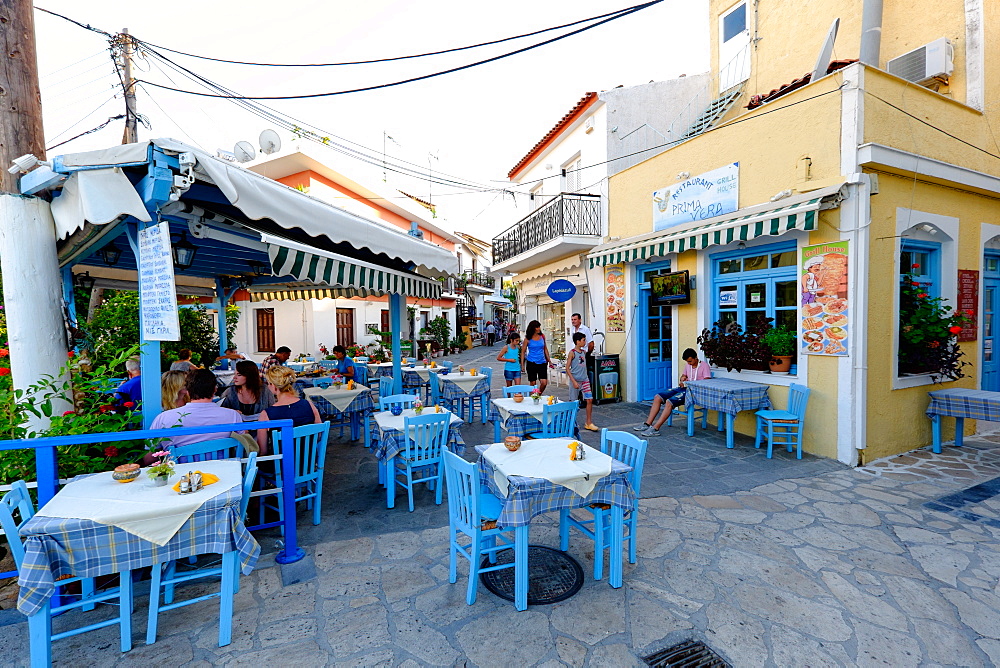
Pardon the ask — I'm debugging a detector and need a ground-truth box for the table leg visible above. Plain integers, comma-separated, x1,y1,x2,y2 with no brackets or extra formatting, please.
955,417,965,448
931,414,942,454
493,419,501,443
687,403,695,437
514,525,529,611
609,505,624,589
219,551,236,647
726,413,735,449
28,603,52,668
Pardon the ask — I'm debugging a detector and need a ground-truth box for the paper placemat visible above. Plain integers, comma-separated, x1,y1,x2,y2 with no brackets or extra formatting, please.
483,438,612,498
36,460,241,546
304,384,370,412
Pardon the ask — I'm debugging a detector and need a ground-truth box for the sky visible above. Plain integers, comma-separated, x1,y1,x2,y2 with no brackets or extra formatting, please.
33,0,710,239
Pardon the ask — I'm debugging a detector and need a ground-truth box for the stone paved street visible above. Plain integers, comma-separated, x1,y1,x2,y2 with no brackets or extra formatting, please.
4,347,1000,666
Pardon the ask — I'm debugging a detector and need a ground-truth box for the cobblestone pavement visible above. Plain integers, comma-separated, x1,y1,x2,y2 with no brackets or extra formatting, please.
4,347,1000,666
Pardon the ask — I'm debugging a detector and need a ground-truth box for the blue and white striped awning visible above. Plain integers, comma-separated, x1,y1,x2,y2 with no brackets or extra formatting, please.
250,237,443,301
588,184,844,268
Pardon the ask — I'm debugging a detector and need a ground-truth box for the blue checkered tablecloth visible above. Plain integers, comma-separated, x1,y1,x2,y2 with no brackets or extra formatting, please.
437,375,490,403
307,387,375,421
371,411,465,462
685,378,771,416
926,389,1000,422
487,404,581,439
474,444,635,528
17,482,259,616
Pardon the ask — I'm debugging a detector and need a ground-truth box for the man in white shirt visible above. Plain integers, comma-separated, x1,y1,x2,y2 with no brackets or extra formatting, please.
484,321,497,346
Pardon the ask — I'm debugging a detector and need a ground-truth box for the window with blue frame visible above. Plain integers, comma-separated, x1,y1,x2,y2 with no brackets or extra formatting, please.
711,241,799,336
898,239,943,375
900,239,940,297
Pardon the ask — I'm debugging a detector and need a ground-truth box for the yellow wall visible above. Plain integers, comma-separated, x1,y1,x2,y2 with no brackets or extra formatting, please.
863,172,996,461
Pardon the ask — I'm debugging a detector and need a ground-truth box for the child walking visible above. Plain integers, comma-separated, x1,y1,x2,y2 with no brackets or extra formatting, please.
568,332,599,431
496,332,522,386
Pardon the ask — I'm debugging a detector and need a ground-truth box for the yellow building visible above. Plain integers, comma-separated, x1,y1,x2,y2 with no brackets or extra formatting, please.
589,0,999,464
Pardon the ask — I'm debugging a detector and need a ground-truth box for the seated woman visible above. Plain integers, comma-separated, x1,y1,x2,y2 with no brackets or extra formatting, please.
160,370,190,411
331,345,355,379
219,360,275,417
633,347,711,437
256,365,322,453
169,348,198,372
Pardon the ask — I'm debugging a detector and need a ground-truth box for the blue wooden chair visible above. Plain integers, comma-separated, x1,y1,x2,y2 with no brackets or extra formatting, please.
354,356,370,364
440,361,454,370
1,481,134,656
318,360,337,370
754,383,811,459
312,378,333,389
173,437,245,464
559,430,647,579
428,372,447,411
378,376,393,399
525,402,579,438
387,412,449,511
503,385,534,397
379,394,417,412
665,402,708,429
442,451,528,611
266,422,332,526
354,364,369,387
147,452,258,647
452,370,490,424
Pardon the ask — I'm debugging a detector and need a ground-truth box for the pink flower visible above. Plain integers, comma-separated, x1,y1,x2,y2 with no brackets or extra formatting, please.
152,450,170,459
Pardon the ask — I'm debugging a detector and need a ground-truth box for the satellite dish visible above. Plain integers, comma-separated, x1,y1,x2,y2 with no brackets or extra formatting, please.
259,129,281,155
234,141,256,163
811,18,840,82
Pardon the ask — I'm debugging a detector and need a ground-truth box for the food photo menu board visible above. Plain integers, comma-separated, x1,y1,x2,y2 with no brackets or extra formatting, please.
800,241,849,356
605,265,625,333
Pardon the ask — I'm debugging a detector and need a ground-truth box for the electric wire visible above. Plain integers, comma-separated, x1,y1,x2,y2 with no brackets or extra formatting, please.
131,3,653,67
40,49,112,80
34,7,113,36
47,115,126,151
132,0,662,100
46,93,119,144
137,83,207,150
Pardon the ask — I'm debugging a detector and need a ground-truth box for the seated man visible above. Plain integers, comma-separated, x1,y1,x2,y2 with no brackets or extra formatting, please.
633,348,711,437
260,346,291,376
331,345,356,379
144,369,244,464
115,357,142,408
214,347,247,368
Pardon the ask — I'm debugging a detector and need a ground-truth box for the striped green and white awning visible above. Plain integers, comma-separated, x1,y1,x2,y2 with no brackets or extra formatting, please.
589,184,844,268
252,238,442,301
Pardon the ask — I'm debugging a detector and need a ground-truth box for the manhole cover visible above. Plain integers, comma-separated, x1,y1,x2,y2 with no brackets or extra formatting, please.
479,545,584,605
643,639,730,667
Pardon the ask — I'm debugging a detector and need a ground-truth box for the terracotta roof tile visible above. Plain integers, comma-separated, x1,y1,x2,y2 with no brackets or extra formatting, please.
508,92,599,180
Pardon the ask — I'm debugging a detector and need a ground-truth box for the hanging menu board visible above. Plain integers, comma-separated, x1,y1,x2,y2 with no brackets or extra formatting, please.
957,269,979,342
138,222,181,341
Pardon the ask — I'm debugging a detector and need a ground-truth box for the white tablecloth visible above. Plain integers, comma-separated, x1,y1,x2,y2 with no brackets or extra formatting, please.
483,438,612,498
436,372,487,393
304,384,371,412
374,407,462,432
491,396,549,423
36,460,241,546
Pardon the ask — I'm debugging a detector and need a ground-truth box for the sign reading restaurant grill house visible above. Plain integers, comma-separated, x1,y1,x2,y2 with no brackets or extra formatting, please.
546,279,577,303
652,163,739,231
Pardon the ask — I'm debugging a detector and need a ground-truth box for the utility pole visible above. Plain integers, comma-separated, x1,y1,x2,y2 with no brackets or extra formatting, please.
0,0,45,193
119,28,138,144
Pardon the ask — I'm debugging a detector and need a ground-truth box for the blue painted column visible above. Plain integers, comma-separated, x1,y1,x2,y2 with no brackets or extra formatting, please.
216,279,229,369
389,293,404,394
61,267,77,337
125,224,162,428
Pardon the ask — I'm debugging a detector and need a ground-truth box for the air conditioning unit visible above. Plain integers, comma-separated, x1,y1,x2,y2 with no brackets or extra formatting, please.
886,37,954,86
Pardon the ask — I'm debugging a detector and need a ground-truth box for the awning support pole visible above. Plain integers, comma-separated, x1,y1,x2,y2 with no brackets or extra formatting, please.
215,279,229,369
390,293,404,394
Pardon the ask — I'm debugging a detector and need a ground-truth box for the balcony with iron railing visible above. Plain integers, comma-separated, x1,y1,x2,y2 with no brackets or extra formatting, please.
491,193,602,272
460,270,495,291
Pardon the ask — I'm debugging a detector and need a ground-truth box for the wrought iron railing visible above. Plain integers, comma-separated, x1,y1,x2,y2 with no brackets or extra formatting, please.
492,193,602,264
440,276,462,295
461,270,495,289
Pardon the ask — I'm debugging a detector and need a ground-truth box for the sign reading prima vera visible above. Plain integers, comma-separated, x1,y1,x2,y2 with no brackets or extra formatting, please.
138,221,181,341
652,163,739,231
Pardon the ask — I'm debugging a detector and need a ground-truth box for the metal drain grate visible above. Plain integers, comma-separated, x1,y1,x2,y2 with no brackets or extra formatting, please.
479,545,584,605
643,639,730,668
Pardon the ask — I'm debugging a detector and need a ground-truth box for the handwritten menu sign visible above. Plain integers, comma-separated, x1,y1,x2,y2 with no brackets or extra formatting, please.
138,222,180,341
957,269,978,342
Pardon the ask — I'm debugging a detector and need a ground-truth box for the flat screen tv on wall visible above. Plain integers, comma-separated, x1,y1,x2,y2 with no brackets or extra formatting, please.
650,270,692,306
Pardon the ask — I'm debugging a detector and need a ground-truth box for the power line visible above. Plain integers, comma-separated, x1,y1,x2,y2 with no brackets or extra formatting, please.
132,3,651,68
34,6,112,36
133,1,662,100
46,93,119,144
47,115,125,151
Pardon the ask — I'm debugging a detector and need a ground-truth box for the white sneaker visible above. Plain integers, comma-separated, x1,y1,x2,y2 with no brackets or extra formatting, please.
640,426,659,437
632,424,650,432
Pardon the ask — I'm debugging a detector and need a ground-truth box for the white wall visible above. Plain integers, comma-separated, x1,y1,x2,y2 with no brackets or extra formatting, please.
514,104,608,198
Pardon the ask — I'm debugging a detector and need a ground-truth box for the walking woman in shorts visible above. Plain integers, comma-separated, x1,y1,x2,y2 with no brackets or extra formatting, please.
521,320,551,395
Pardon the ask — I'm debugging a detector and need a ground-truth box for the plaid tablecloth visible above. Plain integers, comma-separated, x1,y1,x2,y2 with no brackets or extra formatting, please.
17,481,259,616
303,386,375,420
474,444,634,528
487,402,581,439
370,409,465,462
926,389,1000,421
685,378,771,416
437,374,490,402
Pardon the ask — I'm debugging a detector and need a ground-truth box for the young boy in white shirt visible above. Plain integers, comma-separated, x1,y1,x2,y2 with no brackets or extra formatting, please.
568,332,599,431
634,347,711,437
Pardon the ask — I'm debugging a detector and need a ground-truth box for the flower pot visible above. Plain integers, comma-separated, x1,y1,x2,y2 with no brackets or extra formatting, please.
152,474,171,487
769,355,793,374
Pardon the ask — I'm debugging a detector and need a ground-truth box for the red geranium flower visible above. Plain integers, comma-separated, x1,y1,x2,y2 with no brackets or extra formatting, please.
67,351,75,358
911,263,920,269
0,368,10,376
104,446,119,458
949,326,962,334
0,349,8,358
123,401,135,408
62,410,74,416
917,293,929,299
99,404,111,413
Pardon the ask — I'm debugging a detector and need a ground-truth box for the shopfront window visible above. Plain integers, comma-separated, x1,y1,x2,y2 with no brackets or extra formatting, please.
711,240,798,337
539,302,566,360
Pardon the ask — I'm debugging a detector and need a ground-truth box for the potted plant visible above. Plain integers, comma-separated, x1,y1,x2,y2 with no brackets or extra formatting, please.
697,318,773,372
762,326,796,374
146,450,176,486
899,265,971,380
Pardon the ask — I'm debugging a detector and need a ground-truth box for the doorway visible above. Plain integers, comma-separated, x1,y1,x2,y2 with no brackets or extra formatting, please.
983,254,1000,391
637,263,673,401
336,309,355,348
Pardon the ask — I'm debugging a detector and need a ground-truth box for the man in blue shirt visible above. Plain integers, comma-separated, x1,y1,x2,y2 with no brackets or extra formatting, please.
331,345,356,379
115,357,143,407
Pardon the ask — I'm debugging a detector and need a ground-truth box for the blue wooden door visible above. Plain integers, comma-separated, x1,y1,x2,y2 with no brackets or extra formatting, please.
637,264,673,401
983,254,1000,391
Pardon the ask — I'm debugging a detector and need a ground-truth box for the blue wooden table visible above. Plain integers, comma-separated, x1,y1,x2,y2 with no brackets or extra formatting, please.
685,378,772,449
926,388,1000,453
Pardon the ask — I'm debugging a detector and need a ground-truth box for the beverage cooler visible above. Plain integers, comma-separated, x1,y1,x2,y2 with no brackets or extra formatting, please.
587,354,621,405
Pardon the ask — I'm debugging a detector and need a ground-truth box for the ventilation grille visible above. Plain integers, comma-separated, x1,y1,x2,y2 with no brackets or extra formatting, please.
887,47,928,83
643,639,730,667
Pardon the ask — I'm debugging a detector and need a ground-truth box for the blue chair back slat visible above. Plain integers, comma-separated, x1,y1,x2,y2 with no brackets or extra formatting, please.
482,367,493,385
380,394,417,411
403,413,449,465
600,429,648,496
788,384,811,419
272,422,330,484
504,385,534,397
0,481,34,567
442,450,479,534
440,361,454,370
173,437,244,464
354,356,370,364
313,378,333,389
429,372,442,405
541,402,578,437
379,376,393,398
354,365,369,386
240,452,259,520
318,360,337,370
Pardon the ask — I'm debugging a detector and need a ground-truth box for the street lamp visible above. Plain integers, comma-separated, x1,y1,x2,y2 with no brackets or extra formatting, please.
171,232,198,271
75,272,96,291
99,241,121,267
247,260,268,277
